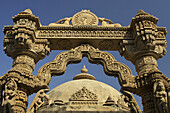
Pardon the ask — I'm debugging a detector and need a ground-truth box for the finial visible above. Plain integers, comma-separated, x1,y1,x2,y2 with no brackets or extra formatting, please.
20,9,33,14
73,65,96,80
136,9,150,16
81,65,88,73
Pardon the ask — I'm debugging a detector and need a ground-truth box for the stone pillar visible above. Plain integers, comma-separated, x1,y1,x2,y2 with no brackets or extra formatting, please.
2,9,50,113
119,10,169,113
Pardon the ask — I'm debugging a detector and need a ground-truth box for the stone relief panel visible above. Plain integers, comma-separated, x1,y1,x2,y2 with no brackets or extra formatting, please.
70,87,98,101
69,87,98,105
27,89,50,113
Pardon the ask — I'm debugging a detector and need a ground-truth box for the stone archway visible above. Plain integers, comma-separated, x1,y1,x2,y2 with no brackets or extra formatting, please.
37,44,135,89
2,9,169,113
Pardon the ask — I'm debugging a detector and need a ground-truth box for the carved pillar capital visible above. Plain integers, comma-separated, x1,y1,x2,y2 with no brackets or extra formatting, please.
3,9,50,63
119,10,167,74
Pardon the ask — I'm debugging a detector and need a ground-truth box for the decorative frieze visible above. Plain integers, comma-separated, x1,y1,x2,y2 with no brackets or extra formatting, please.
37,29,132,38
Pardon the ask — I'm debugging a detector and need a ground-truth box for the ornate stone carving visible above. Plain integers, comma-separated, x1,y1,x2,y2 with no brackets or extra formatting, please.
14,18,36,29
48,10,122,28
72,10,98,26
118,10,169,113
135,56,158,74
154,81,169,113
3,9,50,62
120,10,167,65
99,17,121,27
37,44,135,88
13,55,35,70
49,17,72,26
70,87,97,101
27,89,51,113
121,88,142,113
37,29,132,38
1,9,51,113
69,87,98,105
2,79,17,113
1,79,28,113
2,9,169,113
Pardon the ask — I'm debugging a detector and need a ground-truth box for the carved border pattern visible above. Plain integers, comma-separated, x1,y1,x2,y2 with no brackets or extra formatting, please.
37,30,132,38
37,44,134,87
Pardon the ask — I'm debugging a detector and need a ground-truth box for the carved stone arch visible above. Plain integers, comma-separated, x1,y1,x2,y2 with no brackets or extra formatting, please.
37,44,135,89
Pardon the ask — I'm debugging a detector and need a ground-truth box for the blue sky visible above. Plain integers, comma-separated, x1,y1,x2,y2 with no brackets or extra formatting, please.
0,0,170,110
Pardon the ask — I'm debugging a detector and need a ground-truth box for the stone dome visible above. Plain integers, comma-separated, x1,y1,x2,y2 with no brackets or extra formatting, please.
48,79,121,105
37,66,130,112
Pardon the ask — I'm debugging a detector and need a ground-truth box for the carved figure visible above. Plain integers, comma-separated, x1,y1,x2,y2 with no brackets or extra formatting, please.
27,89,51,113
121,88,142,113
2,79,17,113
154,81,169,113
99,17,121,27
49,17,72,26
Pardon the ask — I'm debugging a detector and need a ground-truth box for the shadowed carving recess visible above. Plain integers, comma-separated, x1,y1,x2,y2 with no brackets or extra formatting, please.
37,44,135,88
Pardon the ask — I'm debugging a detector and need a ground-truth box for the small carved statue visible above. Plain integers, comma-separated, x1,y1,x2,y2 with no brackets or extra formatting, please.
121,88,142,113
2,79,17,113
49,17,72,26
154,81,169,113
27,89,51,113
98,17,121,27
